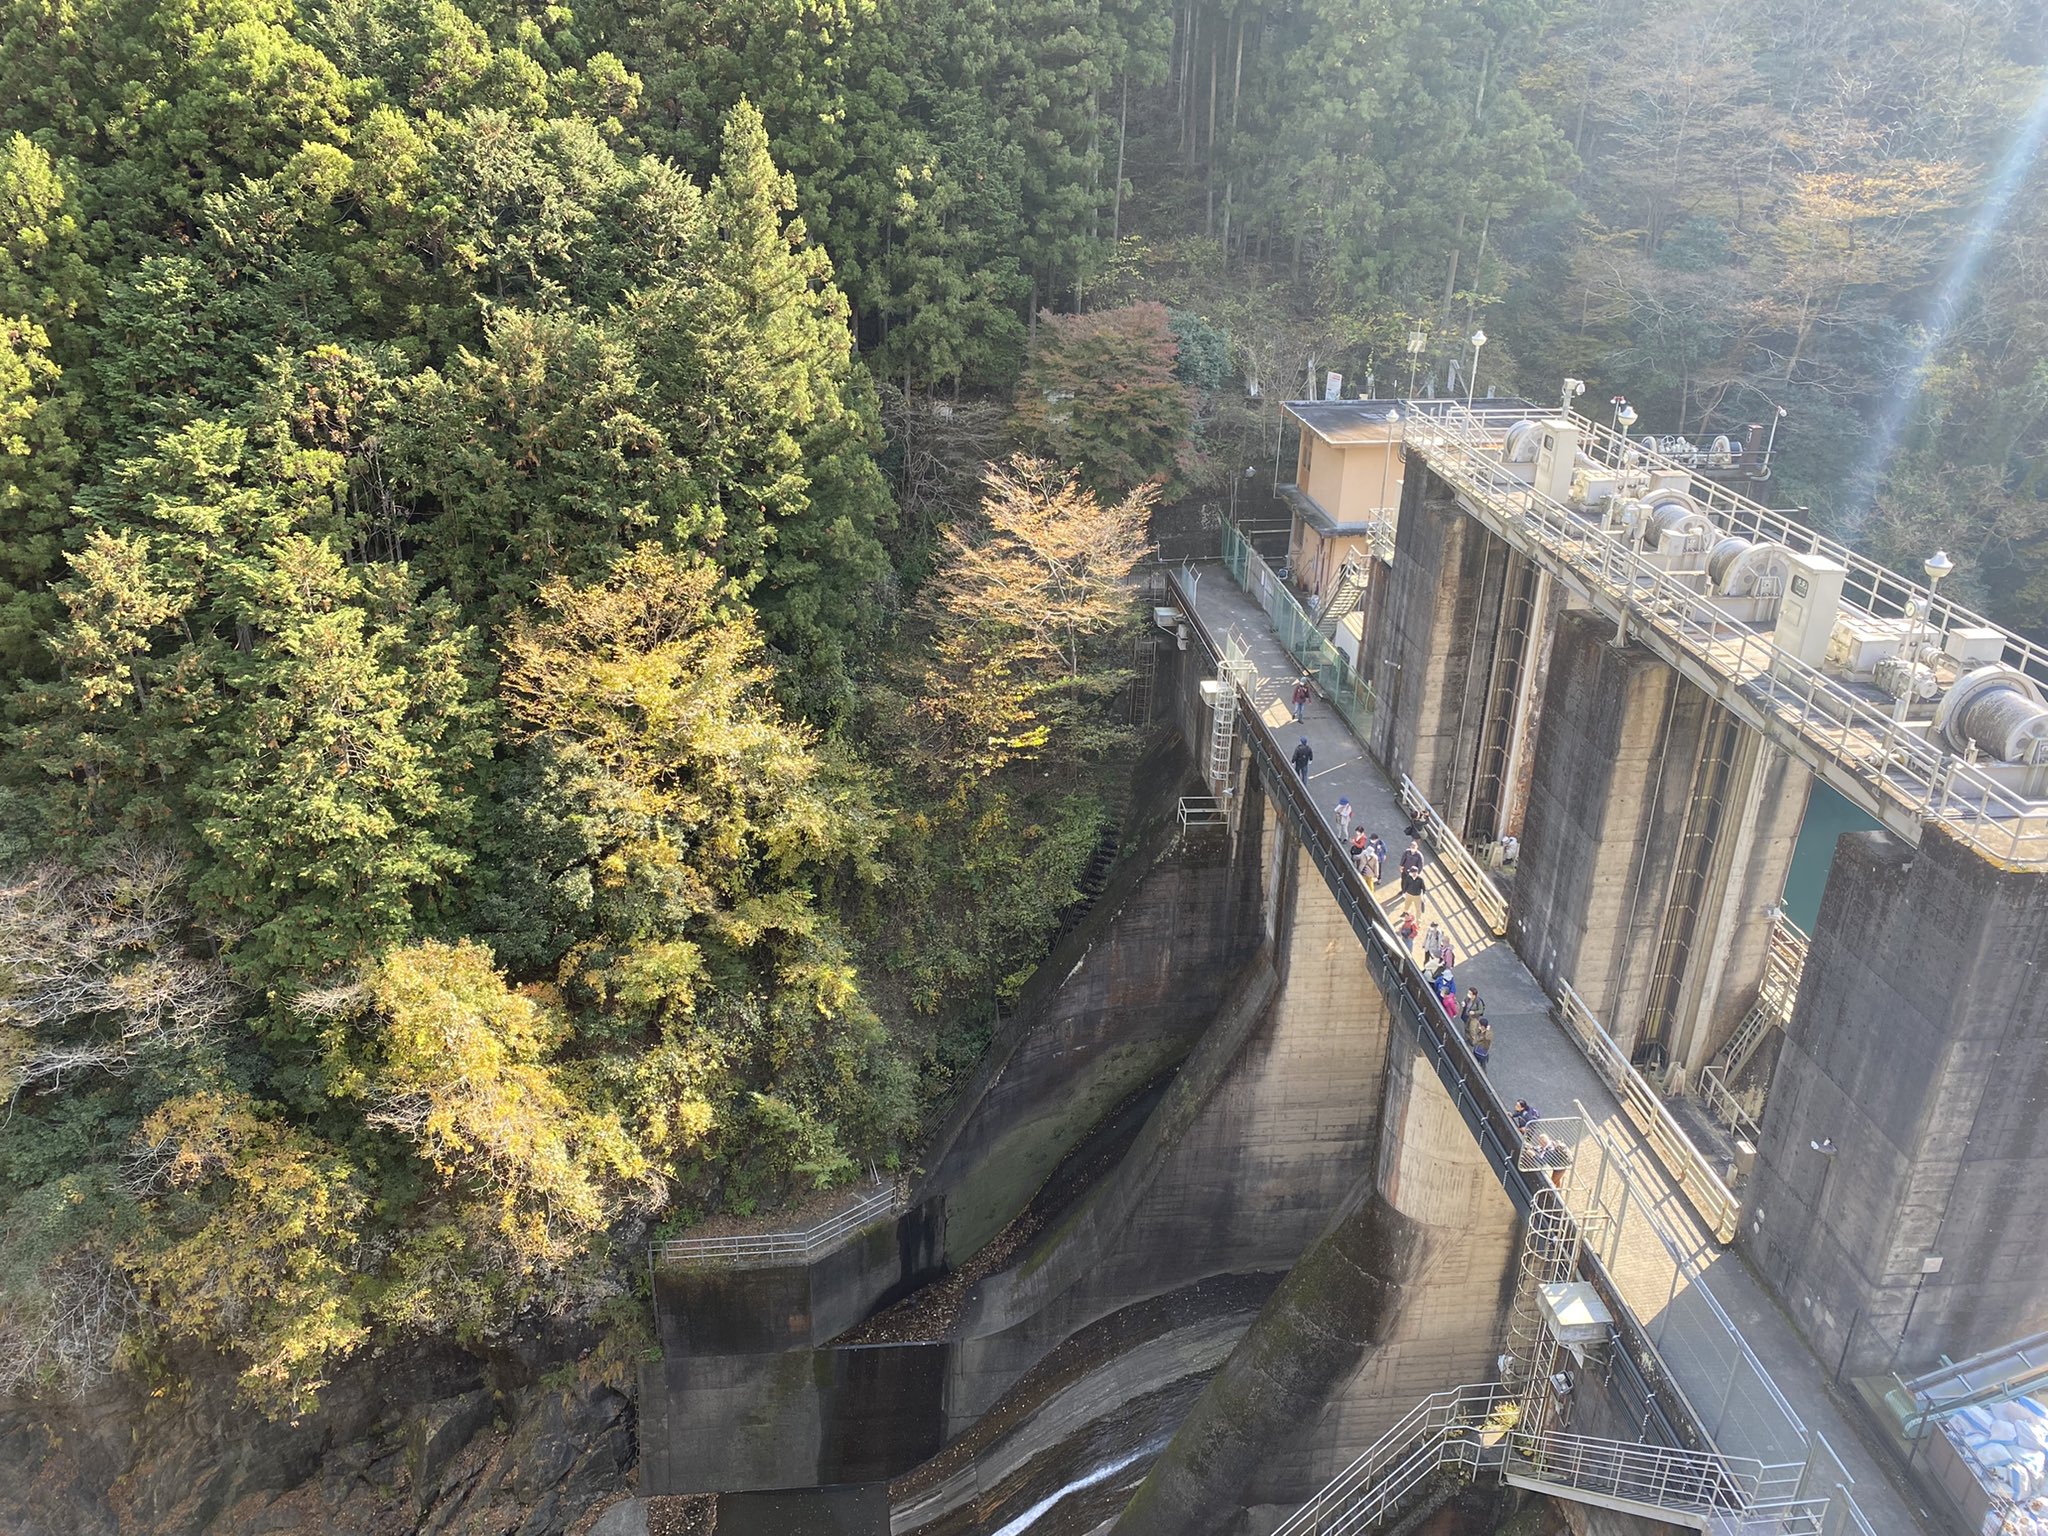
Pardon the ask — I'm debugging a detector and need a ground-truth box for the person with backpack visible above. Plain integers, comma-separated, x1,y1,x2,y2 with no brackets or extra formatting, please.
1291,736,1314,782
1291,676,1312,722
1466,1015,1493,1070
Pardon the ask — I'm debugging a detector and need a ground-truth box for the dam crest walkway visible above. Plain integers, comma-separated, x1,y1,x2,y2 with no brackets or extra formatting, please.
1169,561,1929,1536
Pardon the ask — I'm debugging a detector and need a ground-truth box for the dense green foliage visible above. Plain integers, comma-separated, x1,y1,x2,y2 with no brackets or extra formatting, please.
0,0,2041,1415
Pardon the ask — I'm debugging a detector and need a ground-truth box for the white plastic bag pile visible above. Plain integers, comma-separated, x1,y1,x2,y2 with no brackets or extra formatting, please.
1949,1394,2048,1535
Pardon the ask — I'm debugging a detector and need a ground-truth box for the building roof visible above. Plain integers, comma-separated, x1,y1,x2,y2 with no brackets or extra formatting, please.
1282,400,1406,443
1283,396,1542,444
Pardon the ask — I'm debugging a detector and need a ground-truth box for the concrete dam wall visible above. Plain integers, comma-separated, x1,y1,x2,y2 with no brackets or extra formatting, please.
636,646,1535,1533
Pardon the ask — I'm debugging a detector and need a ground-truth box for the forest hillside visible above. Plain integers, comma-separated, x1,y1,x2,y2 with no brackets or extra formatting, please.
0,0,2041,1435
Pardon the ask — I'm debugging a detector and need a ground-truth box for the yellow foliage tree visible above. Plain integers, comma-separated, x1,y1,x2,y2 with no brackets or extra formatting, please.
340,940,653,1331
912,454,1154,784
122,1089,367,1416
495,544,905,1203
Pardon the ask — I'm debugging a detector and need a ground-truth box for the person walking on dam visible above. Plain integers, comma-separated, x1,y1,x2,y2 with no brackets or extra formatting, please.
1292,736,1313,781
1466,1014,1493,1070
1398,839,1425,917
1291,675,1311,722
1359,832,1382,885
1334,794,1353,840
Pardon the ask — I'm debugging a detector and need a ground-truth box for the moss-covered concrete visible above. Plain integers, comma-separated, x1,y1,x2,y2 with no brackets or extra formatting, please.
1108,1184,1426,1536
940,1032,1192,1264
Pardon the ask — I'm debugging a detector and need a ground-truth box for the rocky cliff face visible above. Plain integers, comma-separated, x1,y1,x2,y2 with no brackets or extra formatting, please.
0,1325,637,1536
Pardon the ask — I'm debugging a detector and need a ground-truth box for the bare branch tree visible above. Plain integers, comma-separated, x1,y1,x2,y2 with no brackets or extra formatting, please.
0,845,234,1097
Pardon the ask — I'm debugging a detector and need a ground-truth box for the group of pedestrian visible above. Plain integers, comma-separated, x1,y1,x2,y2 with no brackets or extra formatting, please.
1290,672,1506,1084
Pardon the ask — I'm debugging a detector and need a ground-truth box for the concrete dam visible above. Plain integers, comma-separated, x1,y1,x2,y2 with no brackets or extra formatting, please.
636,401,2048,1536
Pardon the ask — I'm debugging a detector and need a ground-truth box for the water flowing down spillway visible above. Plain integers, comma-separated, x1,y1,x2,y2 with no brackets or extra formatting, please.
988,1441,1165,1536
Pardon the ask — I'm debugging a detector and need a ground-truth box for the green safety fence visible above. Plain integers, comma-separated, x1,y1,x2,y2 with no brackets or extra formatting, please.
1220,522,1376,738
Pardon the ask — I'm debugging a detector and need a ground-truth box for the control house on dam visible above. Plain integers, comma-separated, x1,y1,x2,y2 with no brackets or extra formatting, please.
637,394,2048,1536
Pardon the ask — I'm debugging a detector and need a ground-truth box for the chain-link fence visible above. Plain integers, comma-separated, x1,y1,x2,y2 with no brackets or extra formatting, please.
1219,523,1375,737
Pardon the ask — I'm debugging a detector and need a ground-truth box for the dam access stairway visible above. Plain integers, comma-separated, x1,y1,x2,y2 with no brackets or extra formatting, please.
1272,1385,1829,1536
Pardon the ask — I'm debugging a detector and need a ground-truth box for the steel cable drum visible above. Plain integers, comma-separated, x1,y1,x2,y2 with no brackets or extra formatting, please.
1502,420,1544,463
1707,536,1754,588
1648,502,1717,552
1710,539,1789,598
1936,665,2048,762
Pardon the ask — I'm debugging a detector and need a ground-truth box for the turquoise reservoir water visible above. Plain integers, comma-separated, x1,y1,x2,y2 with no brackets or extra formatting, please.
1778,781,1882,929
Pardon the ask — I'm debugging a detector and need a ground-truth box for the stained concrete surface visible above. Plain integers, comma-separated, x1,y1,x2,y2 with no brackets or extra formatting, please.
1181,562,1937,1536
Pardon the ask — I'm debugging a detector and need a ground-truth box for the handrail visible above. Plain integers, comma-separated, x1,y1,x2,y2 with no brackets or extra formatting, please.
1397,774,1509,935
1577,1111,1810,1454
1699,1065,1762,1145
1169,569,1711,1465
649,1177,904,1269
1272,1378,1779,1535
1555,981,1741,1244
1401,407,2048,867
1271,1383,1504,1535
1220,522,1376,739
1561,407,2048,693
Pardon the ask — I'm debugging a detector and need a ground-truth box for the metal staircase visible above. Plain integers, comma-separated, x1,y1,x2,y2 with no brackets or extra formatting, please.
1315,559,1371,637
1713,911,1808,1082
1269,1380,1817,1536
1270,1140,1839,1536
1699,910,1811,1138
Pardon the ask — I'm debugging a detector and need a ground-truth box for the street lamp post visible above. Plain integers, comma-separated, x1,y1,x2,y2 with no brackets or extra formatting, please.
1377,409,1401,515
1406,329,1428,398
1892,550,1954,724
1465,328,1487,413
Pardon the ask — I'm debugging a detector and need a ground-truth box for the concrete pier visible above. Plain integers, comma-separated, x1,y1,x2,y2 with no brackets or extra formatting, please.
1748,826,2048,1377
1510,614,1807,1067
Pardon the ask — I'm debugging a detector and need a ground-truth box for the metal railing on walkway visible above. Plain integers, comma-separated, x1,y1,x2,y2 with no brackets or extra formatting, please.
1397,774,1509,935
1555,980,1741,1244
649,1176,904,1269
1174,532,1887,1536
1220,522,1375,739
1171,569,1705,1466
1402,405,2048,866
1270,1380,1791,1535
